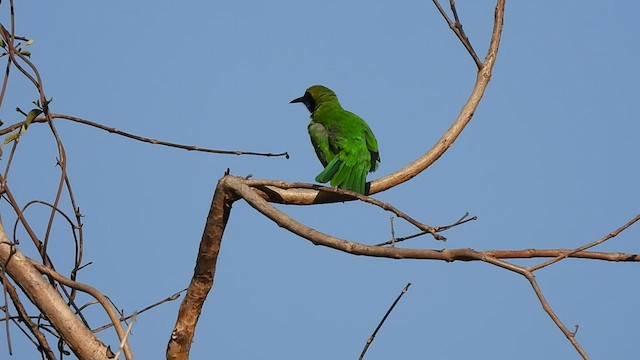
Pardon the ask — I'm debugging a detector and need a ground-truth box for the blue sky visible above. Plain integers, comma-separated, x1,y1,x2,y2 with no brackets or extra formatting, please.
2,1,638,359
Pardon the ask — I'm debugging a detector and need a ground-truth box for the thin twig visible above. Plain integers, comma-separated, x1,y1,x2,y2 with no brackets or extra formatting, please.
481,255,589,359
526,272,588,358
113,313,137,360
0,113,290,158
93,289,186,333
359,283,412,360
432,0,482,69
0,268,11,355
374,212,476,246
389,217,396,247
529,213,640,271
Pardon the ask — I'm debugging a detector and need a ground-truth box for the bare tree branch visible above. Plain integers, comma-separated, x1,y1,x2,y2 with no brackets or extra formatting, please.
481,255,590,358
29,260,133,360
0,223,113,359
167,179,234,360
245,180,445,240
113,313,137,360
0,272,55,359
528,213,640,271
374,212,477,246
94,289,185,333
233,176,640,262
0,113,290,158
359,283,412,360
432,0,482,68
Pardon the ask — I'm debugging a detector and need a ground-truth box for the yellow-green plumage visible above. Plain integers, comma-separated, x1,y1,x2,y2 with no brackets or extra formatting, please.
290,85,380,194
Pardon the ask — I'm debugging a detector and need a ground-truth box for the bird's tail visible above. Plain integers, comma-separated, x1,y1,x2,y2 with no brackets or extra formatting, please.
315,156,367,194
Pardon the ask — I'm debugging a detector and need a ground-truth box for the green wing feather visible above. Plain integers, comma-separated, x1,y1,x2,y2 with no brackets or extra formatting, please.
364,126,380,172
308,122,332,167
315,157,342,183
316,142,370,194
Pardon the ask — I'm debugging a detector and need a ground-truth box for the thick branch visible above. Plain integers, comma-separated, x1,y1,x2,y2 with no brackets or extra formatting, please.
167,178,235,360
29,260,132,360
0,222,112,360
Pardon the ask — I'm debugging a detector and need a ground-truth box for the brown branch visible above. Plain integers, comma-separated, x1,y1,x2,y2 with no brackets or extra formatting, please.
173,172,638,359
0,24,13,111
432,0,482,68
3,184,90,328
369,0,504,193
528,213,640,271
113,313,137,360
245,180,445,240
389,217,396,246
0,175,56,267
0,273,55,359
0,113,290,158
374,212,477,246
486,249,639,262
359,283,412,360
0,27,74,277
2,137,19,181
481,256,589,359
167,2,632,359
526,273,587,358
52,113,289,157
94,289,185,333
0,223,113,360
167,178,234,360
29,260,131,360
0,26,85,297
233,176,640,262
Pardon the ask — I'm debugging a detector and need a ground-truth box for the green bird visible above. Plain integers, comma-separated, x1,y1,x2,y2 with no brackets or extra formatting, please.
290,85,380,194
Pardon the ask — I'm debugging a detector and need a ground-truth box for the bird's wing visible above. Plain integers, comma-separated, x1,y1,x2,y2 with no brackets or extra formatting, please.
364,125,380,172
308,121,332,167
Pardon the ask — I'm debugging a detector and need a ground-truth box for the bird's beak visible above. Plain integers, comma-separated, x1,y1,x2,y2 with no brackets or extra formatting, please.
290,96,304,104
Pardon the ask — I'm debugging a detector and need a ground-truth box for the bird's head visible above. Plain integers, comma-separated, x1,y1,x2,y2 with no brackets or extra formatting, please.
290,85,339,113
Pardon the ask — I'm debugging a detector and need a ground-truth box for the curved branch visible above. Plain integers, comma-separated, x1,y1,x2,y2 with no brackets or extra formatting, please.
243,0,506,204
370,0,504,193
